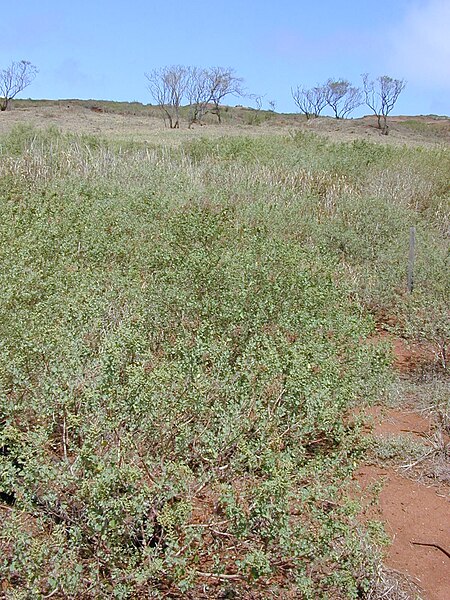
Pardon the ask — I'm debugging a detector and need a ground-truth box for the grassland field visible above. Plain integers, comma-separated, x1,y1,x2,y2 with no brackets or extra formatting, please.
0,101,448,599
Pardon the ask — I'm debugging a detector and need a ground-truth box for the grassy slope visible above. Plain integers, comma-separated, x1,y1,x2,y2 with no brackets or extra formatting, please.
0,122,448,598
3,99,450,146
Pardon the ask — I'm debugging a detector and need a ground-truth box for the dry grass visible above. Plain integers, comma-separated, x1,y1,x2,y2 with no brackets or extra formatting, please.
380,376,450,491
1,100,449,147
365,567,423,600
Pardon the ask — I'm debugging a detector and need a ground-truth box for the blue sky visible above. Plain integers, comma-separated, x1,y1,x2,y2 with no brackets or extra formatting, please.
1,0,449,116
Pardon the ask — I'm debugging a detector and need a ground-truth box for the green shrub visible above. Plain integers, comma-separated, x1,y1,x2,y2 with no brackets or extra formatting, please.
0,126,446,597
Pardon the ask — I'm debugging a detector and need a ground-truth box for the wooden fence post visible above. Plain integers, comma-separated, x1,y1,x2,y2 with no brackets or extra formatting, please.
407,226,416,293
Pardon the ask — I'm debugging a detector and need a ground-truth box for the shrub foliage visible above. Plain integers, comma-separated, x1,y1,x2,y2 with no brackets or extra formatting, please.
0,126,447,597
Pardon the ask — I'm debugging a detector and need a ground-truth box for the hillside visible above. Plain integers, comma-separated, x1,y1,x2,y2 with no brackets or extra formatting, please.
2,99,450,146
0,108,448,599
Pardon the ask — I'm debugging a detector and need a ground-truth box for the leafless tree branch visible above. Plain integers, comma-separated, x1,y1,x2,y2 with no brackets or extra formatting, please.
324,79,363,119
207,67,244,123
185,67,212,128
292,85,327,119
362,73,406,134
0,60,38,111
145,65,188,128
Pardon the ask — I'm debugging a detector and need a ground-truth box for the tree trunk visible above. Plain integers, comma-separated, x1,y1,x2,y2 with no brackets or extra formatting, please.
212,103,221,123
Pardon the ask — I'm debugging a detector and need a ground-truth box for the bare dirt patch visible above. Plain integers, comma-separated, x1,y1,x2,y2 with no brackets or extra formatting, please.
357,332,450,599
390,338,438,376
357,465,450,600
371,330,438,375
367,406,431,439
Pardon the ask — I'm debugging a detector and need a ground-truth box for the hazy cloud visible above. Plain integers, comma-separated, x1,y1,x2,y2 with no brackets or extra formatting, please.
389,0,450,89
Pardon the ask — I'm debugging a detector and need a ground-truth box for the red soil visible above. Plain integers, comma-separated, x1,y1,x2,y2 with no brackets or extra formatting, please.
367,406,431,439
373,330,437,374
357,466,450,600
356,334,450,599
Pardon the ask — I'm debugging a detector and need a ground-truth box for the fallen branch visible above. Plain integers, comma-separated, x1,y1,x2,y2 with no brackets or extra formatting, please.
411,541,450,559
196,570,242,581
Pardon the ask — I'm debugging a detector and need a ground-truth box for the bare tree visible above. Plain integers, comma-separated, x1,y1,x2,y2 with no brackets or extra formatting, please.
145,65,244,128
207,67,244,123
0,60,38,111
292,85,327,119
362,73,406,135
185,67,212,128
253,94,264,111
145,65,188,128
247,92,265,111
324,79,363,119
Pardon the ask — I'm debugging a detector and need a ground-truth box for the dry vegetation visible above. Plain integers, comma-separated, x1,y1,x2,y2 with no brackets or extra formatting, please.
0,102,448,598
3,99,450,146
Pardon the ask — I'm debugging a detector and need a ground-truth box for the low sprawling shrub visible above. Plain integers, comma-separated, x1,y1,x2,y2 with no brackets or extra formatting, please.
1,126,447,597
